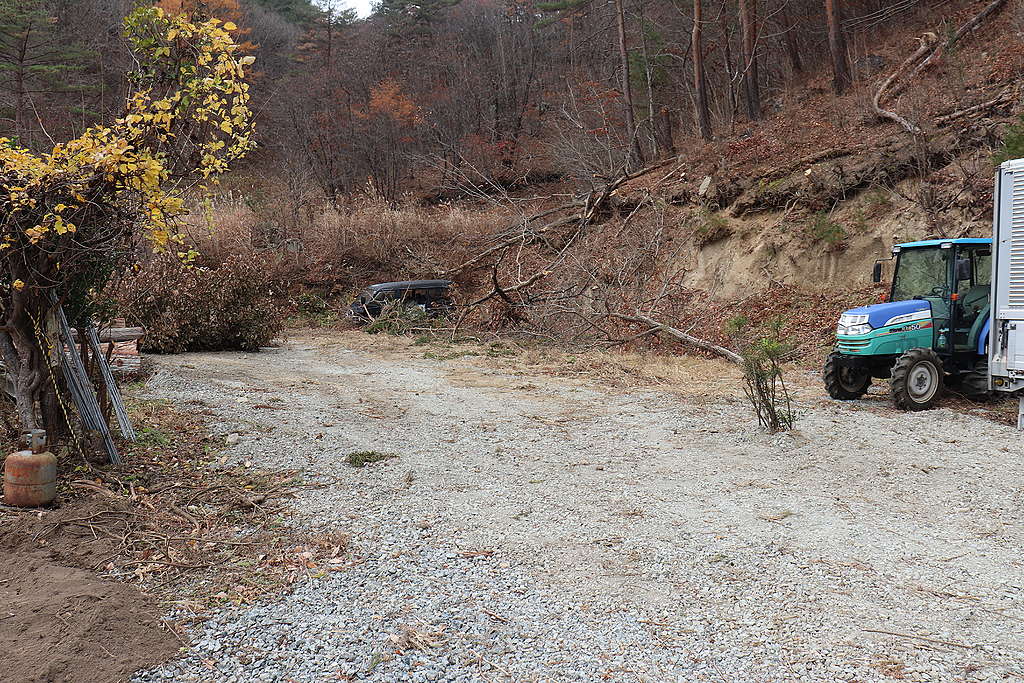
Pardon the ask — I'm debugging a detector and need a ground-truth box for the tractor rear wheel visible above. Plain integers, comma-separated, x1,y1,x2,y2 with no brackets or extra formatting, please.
823,352,871,400
960,358,992,402
891,348,944,411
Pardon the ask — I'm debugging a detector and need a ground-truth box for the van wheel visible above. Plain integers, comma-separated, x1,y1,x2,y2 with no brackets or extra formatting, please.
824,352,871,400
891,349,944,411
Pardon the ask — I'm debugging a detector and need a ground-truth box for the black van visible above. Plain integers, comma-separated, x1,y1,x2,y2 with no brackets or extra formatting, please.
349,280,453,321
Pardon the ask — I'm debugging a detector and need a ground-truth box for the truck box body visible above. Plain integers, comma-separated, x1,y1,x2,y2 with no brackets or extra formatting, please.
990,159,1024,394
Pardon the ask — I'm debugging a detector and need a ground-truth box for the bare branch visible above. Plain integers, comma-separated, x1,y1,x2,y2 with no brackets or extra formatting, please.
608,312,743,365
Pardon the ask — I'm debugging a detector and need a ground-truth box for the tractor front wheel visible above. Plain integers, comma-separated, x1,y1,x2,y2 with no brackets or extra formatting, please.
891,348,944,411
823,352,871,400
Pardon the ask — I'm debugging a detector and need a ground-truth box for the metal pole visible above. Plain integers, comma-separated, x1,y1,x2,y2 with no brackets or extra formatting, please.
86,324,136,441
53,303,120,464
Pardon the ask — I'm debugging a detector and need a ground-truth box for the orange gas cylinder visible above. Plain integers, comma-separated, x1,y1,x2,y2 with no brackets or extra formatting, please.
3,429,57,507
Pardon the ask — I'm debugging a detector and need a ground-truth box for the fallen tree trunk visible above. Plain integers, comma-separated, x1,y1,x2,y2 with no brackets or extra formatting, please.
887,0,1009,102
871,33,936,134
608,312,743,365
936,86,1016,125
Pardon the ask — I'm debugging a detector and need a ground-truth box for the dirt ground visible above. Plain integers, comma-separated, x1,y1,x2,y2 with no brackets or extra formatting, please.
129,329,1024,682
0,381,325,683
0,526,179,683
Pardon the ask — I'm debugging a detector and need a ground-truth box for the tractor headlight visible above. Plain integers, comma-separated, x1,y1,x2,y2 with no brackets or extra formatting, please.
839,323,872,336
837,313,871,336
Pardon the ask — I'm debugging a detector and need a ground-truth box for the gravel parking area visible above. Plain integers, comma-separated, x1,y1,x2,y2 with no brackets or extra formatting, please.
136,332,1024,682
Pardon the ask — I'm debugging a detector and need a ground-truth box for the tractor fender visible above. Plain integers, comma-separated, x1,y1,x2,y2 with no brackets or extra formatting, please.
978,315,991,355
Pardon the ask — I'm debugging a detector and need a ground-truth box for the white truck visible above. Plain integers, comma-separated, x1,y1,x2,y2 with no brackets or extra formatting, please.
989,158,1024,427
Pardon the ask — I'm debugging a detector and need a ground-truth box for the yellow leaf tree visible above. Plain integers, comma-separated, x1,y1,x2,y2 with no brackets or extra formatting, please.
0,6,254,430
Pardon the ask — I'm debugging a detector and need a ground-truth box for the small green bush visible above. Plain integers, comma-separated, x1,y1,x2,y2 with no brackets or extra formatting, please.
136,426,171,447
723,314,750,337
863,188,893,216
995,115,1024,165
294,291,337,326
364,300,445,335
848,208,869,234
120,254,286,353
805,212,846,246
693,208,732,246
728,316,797,433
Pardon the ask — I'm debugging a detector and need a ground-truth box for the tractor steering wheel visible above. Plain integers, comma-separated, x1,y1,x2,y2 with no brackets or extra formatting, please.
930,285,948,298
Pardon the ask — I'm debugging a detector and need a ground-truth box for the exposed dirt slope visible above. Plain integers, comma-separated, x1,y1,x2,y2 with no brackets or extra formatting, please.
597,0,1023,297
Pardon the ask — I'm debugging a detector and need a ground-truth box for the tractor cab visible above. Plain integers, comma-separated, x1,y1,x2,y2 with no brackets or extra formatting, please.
825,238,993,410
886,239,992,353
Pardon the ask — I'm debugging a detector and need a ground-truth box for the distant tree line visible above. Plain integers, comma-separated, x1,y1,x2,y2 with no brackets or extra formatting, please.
0,0,961,202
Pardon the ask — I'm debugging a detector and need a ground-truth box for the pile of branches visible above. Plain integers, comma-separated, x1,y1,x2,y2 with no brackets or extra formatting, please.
444,159,685,333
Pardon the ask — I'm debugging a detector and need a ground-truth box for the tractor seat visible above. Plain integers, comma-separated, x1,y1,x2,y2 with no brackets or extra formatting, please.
961,285,990,349
961,284,989,315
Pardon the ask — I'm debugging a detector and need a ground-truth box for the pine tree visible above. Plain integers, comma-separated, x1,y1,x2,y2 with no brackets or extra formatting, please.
692,0,712,140
375,0,460,31
737,0,760,120
825,0,851,94
996,117,1024,164
0,0,87,147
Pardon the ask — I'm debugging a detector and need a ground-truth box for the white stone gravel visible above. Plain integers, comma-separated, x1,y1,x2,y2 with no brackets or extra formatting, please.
135,333,1024,682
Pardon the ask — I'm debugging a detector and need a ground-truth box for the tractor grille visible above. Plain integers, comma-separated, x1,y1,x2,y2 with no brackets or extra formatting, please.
837,339,870,353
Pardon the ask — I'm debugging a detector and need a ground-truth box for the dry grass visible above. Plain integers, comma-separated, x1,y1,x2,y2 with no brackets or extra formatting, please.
325,329,746,402
390,620,446,651
183,191,505,293
513,346,745,401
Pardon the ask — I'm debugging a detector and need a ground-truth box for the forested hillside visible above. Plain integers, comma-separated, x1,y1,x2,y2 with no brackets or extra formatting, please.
2,0,1022,348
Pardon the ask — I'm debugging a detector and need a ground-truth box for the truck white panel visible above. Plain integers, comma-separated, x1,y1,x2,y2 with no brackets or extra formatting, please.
990,159,1024,391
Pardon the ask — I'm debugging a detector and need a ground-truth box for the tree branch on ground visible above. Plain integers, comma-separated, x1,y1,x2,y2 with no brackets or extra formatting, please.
872,0,1010,133
607,312,742,364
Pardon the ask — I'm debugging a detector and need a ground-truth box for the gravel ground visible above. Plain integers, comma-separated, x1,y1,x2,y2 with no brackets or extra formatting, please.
135,332,1024,682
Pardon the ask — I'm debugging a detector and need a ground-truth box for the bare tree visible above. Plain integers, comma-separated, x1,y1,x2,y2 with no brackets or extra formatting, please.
777,5,802,75
737,0,760,119
692,0,712,140
825,0,851,94
613,0,644,167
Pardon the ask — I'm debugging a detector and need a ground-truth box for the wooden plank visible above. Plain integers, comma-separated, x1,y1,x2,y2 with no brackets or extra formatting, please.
70,326,145,343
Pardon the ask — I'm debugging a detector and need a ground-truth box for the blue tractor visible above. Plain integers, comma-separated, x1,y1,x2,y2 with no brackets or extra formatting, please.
824,238,993,410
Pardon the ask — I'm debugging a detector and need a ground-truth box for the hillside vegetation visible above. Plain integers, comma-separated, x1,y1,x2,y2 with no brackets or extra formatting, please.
3,0,1023,353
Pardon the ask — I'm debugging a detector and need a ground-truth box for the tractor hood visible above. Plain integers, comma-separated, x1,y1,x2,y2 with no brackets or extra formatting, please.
839,301,929,329
842,299,931,328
